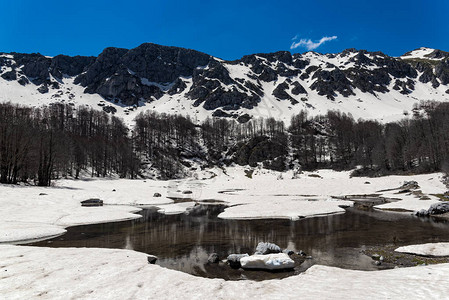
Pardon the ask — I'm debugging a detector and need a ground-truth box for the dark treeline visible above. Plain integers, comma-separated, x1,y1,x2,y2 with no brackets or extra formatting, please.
289,102,449,175
0,102,138,185
132,101,449,177
2,101,449,185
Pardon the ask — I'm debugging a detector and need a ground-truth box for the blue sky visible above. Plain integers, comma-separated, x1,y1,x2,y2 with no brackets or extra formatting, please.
1,0,448,60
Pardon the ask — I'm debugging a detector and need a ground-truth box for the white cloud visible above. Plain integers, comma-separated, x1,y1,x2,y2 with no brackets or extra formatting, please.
290,36,338,51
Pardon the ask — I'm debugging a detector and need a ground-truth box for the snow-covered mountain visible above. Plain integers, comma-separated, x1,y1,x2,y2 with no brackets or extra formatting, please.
1,44,448,125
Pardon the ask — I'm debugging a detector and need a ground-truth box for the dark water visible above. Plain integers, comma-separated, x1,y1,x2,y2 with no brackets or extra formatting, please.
30,205,449,280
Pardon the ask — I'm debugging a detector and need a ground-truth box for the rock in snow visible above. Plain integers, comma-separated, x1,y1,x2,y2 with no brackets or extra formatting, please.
240,253,295,270
80,198,103,207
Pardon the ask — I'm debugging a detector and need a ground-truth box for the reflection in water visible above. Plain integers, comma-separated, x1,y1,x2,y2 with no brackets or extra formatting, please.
31,204,449,280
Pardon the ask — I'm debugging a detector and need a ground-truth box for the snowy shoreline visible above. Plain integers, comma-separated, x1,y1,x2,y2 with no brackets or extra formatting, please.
0,167,446,244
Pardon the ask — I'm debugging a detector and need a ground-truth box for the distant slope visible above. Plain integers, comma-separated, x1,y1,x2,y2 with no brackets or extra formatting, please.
1,44,449,125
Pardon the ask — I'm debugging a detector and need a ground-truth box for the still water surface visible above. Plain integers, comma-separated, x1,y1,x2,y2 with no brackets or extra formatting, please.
30,204,449,280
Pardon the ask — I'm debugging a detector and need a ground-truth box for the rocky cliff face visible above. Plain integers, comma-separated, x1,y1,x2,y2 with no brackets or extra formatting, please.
1,44,449,123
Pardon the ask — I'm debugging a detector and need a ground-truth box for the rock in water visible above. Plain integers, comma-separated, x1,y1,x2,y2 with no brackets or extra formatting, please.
283,249,295,256
147,255,158,264
226,254,249,268
371,254,381,261
208,253,219,264
428,202,449,215
416,209,429,217
254,242,282,255
240,253,295,270
416,202,449,217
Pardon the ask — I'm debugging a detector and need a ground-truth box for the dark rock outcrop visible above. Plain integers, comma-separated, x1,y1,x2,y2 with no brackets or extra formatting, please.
311,69,354,100
291,81,307,95
273,82,294,100
1,70,17,81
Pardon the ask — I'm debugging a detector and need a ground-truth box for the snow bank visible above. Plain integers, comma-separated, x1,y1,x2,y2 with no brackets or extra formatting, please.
2,245,449,299
0,179,173,244
201,168,446,219
240,253,295,270
374,195,440,212
396,243,449,257
0,223,66,244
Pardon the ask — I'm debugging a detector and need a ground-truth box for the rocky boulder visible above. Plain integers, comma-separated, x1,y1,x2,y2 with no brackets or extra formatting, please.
254,242,282,255
207,253,220,264
226,253,249,268
428,202,449,215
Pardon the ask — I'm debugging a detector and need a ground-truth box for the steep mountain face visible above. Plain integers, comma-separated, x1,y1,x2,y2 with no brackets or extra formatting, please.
1,44,449,124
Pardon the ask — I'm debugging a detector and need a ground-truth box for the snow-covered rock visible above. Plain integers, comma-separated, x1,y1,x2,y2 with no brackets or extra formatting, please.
254,242,282,255
240,253,295,270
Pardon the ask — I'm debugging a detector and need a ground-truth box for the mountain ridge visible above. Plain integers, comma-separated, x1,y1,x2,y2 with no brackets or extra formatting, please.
1,43,449,125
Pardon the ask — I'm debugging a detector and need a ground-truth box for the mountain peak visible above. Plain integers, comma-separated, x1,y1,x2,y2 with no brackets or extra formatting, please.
400,47,449,60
